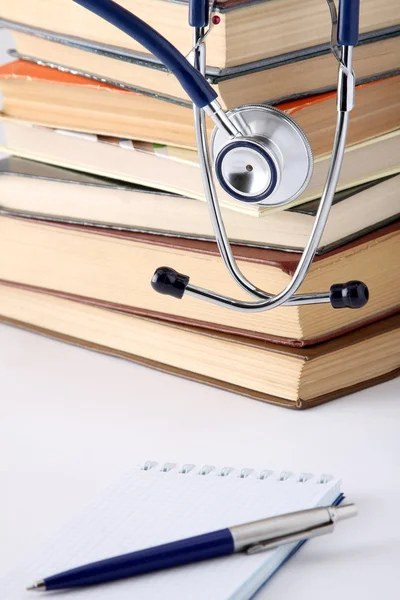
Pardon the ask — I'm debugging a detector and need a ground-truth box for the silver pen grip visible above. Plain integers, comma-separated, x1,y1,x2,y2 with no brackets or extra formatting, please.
230,505,357,554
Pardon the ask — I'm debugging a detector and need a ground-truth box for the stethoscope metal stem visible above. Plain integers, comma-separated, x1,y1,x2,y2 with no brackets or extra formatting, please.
204,100,241,138
185,285,331,310
188,31,352,311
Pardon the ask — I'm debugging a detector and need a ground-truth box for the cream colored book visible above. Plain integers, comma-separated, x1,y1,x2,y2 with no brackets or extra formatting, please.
0,0,397,69
0,283,398,407
1,156,399,254
0,62,399,152
1,117,399,217
0,213,398,345
7,27,400,109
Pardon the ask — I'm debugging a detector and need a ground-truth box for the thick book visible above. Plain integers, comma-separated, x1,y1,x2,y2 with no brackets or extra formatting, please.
0,0,397,68
0,282,398,408
0,61,399,151
1,156,399,254
1,117,399,218
0,213,398,346
4,22,400,108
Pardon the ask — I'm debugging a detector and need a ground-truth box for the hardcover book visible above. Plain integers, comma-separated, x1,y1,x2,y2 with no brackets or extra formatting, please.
0,283,398,409
0,214,398,346
0,61,399,151
3,21,400,108
1,117,399,217
0,0,397,68
0,156,399,254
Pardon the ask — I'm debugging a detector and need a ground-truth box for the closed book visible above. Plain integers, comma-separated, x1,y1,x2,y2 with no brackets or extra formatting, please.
0,282,398,409
0,0,397,68
0,214,398,346
1,156,399,254
0,61,399,151
1,117,399,218
5,23,400,108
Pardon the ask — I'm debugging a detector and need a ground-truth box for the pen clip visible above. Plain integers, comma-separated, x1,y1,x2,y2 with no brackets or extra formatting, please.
246,522,335,555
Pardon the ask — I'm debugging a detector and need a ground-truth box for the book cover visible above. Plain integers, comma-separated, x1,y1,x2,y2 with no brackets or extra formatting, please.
1,155,399,254
1,60,399,154
0,292,398,409
3,17,399,80
0,216,398,347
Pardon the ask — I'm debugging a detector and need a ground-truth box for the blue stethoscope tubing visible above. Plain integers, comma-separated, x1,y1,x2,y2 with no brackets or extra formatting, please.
72,0,359,107
72,0,217,107
72,0,368,313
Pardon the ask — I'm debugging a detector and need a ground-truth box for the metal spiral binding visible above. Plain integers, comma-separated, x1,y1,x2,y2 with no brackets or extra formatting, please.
160,462,176,472
142,461,158,471
298,472,313,483
141,462,333,483
198,465,214,475
318,474,333,484
180,463,195,474
259,470,274,480
219,467,234,477
278,471,293,481
239,468,254,479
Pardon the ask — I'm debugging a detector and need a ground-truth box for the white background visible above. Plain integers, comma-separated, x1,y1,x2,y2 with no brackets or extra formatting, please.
0,28,12,65
0,28,399,600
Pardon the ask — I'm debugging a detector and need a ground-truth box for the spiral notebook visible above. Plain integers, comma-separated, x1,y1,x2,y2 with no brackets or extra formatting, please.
1,461,343,600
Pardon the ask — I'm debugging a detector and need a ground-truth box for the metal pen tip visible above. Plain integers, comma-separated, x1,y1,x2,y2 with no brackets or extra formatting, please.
26,580,46,592
335,503,358,521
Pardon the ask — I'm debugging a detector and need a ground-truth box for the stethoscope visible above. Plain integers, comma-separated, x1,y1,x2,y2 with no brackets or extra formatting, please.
73,0,369,313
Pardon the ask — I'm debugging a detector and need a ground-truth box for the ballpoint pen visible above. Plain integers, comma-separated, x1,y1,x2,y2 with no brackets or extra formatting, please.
27,504,357,592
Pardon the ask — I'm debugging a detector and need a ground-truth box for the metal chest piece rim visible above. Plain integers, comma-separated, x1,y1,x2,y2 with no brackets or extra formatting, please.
210,104,314,207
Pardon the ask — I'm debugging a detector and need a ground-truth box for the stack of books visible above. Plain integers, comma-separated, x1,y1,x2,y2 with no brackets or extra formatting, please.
0,0,399,408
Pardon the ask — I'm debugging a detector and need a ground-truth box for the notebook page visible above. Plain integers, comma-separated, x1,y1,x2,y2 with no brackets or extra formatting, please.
1,464,341,600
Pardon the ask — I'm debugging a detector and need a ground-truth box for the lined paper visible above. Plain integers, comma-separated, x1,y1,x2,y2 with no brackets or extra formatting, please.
1,464,340,600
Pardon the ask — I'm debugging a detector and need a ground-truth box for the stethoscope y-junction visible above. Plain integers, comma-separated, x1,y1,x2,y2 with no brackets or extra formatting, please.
73,0,369,313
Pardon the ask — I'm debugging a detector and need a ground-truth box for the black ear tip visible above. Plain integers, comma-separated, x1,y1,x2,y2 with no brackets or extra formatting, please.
151,267,190,299
330,280,369,309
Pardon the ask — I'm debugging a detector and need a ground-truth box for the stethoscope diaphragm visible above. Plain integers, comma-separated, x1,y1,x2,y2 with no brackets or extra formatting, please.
210,105,313,207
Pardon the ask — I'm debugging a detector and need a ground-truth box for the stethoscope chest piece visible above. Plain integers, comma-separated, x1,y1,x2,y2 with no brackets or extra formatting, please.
211,105,313,206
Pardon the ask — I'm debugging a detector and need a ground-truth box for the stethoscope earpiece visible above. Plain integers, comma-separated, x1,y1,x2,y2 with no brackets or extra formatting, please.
211,105,313,207
151,267,189,300
330,281,369,309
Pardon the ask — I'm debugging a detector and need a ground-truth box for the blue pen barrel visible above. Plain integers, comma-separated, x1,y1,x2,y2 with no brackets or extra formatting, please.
43,529,235,590
72,0,217,108
189,0,210,28
338,0,360,46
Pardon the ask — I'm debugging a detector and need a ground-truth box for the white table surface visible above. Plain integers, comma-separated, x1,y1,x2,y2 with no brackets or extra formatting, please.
1,323,399,599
